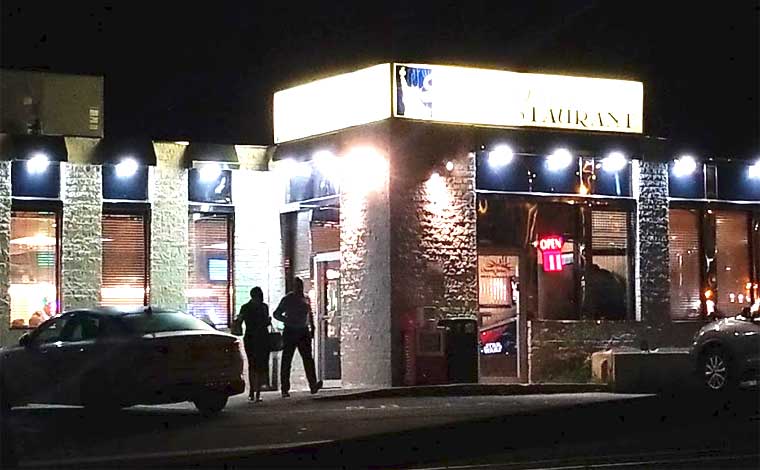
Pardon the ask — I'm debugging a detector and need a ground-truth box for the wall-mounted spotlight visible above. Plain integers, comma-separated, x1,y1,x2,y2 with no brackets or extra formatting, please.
199,162,223,182
26,152,50,174
487,145,514,168
115,157,139,178
280,158,312,179
546,148,573,172
313,150,340,182
672,155,698,177
601,151,627,173
445,161,455,172
748,159,760,179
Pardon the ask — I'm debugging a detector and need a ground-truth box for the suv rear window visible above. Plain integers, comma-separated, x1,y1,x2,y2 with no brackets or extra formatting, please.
123,312,216,334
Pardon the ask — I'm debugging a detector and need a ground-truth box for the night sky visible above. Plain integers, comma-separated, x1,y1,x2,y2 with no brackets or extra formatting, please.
2,1,758,159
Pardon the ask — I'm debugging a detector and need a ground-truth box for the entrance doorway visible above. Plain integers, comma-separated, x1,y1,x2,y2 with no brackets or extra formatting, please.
478,254,522,383
314,252,341,386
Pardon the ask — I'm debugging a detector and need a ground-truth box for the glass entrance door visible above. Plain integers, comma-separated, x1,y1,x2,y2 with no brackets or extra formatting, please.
314,252,341,385
478,254,521,382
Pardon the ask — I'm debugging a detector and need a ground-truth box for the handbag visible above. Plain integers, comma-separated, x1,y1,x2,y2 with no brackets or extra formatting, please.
268,328,284,351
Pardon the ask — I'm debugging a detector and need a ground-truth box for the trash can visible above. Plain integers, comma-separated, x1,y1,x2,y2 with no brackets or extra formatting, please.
439,318,478,383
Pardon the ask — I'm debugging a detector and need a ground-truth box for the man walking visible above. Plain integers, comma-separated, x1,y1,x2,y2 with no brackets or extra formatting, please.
273,277,323,397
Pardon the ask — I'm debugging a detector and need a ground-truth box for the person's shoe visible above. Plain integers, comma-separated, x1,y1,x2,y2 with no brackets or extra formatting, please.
248,396,256,402
255,397,263,403
310,380,323,395
281,391,290,398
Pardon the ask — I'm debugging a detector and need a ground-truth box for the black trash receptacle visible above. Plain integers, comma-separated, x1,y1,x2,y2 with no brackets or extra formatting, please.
439,318,478,383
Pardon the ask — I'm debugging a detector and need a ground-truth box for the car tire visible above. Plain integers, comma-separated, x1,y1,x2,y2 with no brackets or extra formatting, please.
193,391,228,416
699,346,736,393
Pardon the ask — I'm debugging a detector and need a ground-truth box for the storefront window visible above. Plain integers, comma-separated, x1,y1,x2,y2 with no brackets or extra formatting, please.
187,213,232,329
668,209,702,320
101,213,148,307
9,211,59,328
715,210,751,315
536,203,579,320
584,210,630,320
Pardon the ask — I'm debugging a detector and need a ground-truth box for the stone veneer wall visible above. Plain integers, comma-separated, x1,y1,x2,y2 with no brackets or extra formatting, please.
61,138,102,309
389,144,478,385
635,161,671,323
0,161,11,346
150,143,188,310
340,146,393,388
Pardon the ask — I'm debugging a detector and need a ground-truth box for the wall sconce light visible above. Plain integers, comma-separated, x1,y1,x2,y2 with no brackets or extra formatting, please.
26,152,50,174
487,145,514,168
601,151,627,173
672,155,698,177
546,148,573,172
115,157,139,178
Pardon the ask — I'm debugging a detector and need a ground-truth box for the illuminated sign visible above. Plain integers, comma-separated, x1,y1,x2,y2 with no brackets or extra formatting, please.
538,236,564,272
274,63,643,143
395,63,643,133
273,64,392,143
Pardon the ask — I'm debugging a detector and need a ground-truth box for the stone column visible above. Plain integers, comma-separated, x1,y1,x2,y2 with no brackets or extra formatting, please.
150,142,189,311
339,146,393,388
634,160,671,324
0,161,11,347
61,138,102,310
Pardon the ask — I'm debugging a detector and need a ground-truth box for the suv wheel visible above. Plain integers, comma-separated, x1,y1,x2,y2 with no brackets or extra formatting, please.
193,391,228,415
700,347,734,392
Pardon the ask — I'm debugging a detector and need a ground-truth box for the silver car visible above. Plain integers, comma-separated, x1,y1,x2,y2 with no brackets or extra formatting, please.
691,307,760,392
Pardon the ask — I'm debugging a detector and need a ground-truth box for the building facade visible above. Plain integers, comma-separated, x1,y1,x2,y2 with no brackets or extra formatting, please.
1,64,758,390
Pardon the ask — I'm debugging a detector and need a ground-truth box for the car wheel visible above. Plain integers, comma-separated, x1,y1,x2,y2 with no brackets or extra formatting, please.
193,391,228,415
700,347,735,392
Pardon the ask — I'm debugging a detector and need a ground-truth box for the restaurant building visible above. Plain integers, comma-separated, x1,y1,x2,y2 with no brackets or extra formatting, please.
1,65,758,390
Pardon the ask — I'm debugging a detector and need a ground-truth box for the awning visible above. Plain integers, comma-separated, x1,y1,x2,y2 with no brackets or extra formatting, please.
93,137,157,166
0,133,68,162
184,142,238,167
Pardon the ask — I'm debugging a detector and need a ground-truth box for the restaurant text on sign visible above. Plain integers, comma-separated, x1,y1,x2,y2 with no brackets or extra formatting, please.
538,236,564,272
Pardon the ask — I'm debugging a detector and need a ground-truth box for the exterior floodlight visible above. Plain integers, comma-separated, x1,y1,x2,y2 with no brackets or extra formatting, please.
672,155,698,177
488,145,514,168
115,157,139,178
546,148,573,171
280,158,312,179
199,162,222,182
601,151,627,173
313,150,340,181
748,159,760,179
26,152,50,174
445,161,454,172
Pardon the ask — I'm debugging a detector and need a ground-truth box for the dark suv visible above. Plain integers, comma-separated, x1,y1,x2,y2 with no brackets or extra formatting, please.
690,307,760,392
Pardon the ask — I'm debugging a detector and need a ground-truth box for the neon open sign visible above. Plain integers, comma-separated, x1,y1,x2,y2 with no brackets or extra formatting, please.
538,236,564,272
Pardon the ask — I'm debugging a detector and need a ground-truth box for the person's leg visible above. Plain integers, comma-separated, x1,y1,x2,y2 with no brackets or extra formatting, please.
244,341,256,400
280,339,296,396
296,333,320,393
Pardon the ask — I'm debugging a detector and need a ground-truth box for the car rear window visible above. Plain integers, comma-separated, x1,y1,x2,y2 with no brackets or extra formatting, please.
123,312,216,334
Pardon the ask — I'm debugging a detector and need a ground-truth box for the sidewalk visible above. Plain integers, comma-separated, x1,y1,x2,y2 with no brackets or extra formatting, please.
315,382,610,401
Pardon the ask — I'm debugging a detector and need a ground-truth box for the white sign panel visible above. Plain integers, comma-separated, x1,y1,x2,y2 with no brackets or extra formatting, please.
274,63,391,143
394,63,643,134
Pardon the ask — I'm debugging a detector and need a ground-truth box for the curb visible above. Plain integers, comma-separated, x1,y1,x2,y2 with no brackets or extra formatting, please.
314,382,611,401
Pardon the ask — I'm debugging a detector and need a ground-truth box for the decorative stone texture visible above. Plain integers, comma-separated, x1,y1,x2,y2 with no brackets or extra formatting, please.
0,161,12,347
150,143,189,311
635,161,671,324
232,170,286,314
528,320,702,383
235,145,270,171
340,150,393,389
61,162,102,310
389,144,478,385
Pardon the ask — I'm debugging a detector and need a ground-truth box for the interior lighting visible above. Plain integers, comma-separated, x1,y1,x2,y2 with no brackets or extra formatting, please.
672,155,697,177
601,151,627,173
26,152,50,174
199,162,222,182
115,157,139,178
748,159,760,179
487,145,514,168
546,148,573,172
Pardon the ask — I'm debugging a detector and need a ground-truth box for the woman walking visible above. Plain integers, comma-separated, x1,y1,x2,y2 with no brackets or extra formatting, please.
233,287,271,402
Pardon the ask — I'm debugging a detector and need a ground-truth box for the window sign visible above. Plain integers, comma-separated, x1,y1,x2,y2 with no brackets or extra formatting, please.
538,236,564,272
